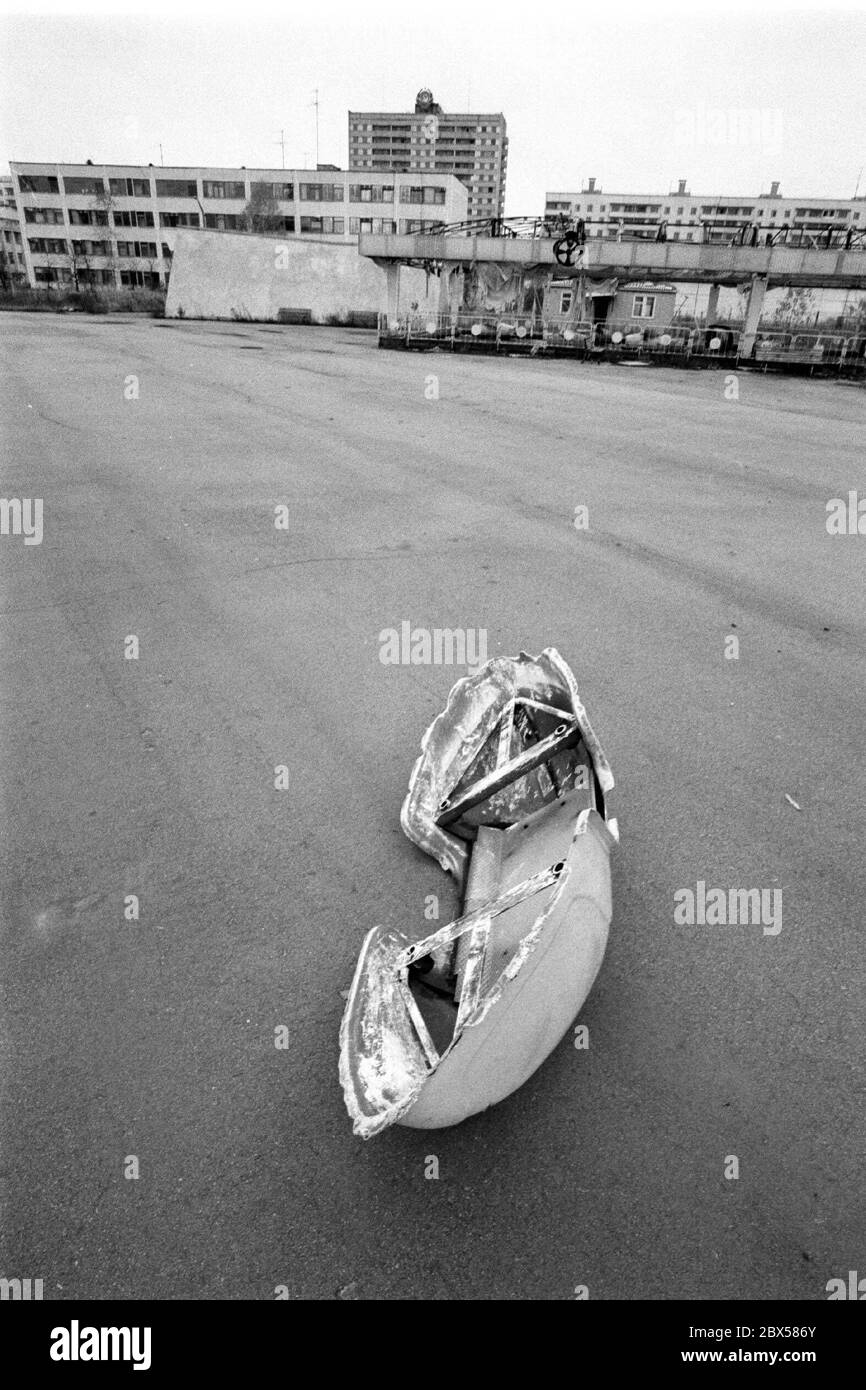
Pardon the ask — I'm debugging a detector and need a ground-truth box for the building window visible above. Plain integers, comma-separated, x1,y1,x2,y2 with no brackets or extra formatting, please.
25,206,66,225
76,268,114,286
68,208,109,226
299,216,344,234
109,177,151,197
113,210,155,228
63,176,106,196
202,181,245,200
18,174,60,194
251,181,294,201
399,185,446,204
632,294,657,318
28,237,69,254
155,179,198,198
71,239,111,257
160,211,200,228
560,290,574,313
120,270,161,288
203,213,243,230
34,266,71,283
116,240,157,257
348,184,393,203
348,217,396,234
298,183,344,202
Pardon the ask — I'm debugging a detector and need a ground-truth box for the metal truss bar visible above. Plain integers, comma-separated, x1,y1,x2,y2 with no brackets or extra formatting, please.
435,718,580,827
396,861,565,971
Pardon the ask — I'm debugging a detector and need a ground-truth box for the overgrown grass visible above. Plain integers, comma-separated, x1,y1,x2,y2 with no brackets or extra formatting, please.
0,286,166,316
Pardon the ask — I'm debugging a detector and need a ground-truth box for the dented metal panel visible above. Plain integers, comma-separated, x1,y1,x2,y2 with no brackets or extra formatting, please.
339,647,618,1138
399,648,613,884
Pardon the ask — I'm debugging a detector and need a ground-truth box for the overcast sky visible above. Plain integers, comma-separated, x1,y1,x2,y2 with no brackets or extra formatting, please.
2,1,864,212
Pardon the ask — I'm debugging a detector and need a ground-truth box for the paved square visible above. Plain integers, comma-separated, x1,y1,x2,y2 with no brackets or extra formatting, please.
1,313,863,1298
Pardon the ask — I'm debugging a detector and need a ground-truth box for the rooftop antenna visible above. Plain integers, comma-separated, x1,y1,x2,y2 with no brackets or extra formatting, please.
159,143,164,166
276,129,286,170
854,166,863,198
311,89,319,167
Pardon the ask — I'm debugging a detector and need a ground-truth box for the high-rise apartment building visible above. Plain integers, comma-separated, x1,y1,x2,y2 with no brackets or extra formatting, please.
348,89,507,223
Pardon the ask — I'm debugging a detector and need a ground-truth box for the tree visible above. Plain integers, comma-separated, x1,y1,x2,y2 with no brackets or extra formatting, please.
242,184,284,234
841,292,866,331
0,240,22,290
68,246,85,290
92,188,120,290
772,286,816,330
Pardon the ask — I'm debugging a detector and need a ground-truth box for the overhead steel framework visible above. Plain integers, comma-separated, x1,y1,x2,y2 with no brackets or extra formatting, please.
422,213,865,254
361,217,866,365
363,229,866,292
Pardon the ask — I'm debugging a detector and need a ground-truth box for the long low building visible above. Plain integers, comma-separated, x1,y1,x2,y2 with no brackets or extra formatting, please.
545,179,866,245
8,161,468,290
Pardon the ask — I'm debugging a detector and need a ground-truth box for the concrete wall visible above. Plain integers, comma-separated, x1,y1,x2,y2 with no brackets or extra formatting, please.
164,228,439,323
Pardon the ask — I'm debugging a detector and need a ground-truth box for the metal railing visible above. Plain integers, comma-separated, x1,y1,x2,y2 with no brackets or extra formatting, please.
589,321,741,355
422,215,569,240
378,312,865,374
748,329,865,366
402,213,866,252
393,311,547,348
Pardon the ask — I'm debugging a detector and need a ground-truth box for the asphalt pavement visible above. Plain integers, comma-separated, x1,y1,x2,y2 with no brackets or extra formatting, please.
1,312,863,1299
